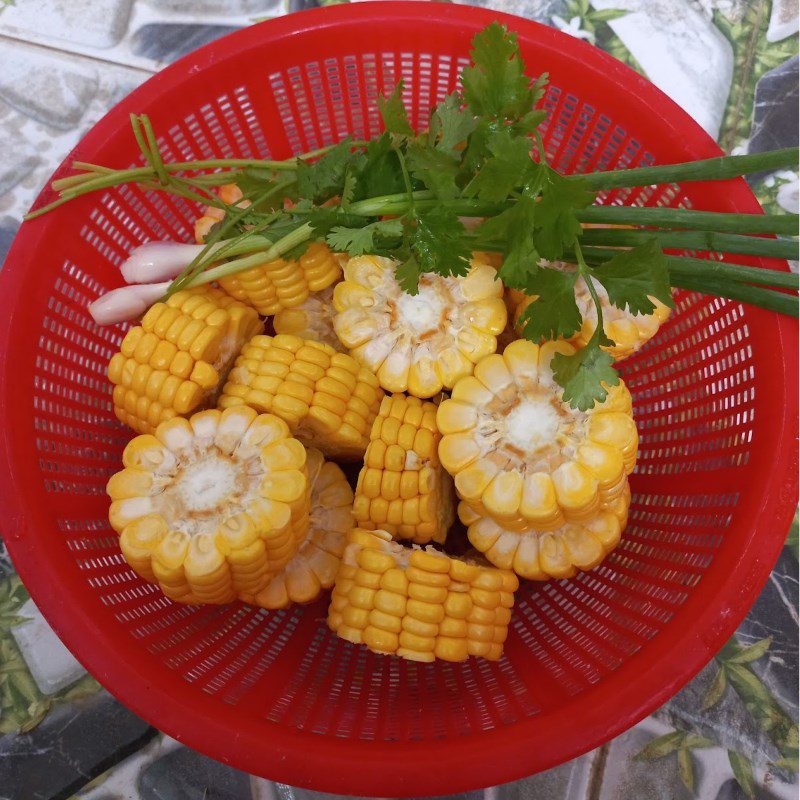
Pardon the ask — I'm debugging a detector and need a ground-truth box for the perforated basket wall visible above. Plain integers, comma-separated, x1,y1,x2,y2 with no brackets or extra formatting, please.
0,5,796,796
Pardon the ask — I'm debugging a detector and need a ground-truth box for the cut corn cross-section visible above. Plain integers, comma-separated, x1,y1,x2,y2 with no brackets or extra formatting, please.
437,339,638,531
507,261,671,361
273,284,344,351
354,394,455,545
108,286,263,435
219,333,384,461
107,407,309,605
333,254,507,397
249,448,354,609
328,528,518,662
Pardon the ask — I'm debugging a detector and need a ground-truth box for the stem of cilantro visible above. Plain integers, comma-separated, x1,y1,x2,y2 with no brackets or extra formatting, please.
395,149,416,211
26,139,367,221
576,148,799,190
533,130,549,166
167,180,291,296
574,241,609,347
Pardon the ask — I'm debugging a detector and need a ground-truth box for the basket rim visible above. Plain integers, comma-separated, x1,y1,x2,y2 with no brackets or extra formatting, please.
0,3,797,795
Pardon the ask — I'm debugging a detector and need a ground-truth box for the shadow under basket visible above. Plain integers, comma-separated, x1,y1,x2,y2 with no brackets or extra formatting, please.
0,4,796,796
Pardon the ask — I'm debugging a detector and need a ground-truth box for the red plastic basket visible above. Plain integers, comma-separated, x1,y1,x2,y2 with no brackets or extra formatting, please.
0,4,797,795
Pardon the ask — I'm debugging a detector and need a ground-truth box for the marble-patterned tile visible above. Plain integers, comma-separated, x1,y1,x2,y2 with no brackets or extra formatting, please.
589,0,734,137
0,0,285,72
130,22,241,63
0,216,18,270
0,39,149,223
453,0,568,23
0,40,100,131
138,744,254,800
593,715,798,800
766,0,799,43
748,57,799,155
10,599,86,695
0,0,135,49
0,692,156,800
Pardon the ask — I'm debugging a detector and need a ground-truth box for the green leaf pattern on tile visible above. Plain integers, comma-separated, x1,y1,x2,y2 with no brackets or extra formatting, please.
0,573,100,734
713,4,799,152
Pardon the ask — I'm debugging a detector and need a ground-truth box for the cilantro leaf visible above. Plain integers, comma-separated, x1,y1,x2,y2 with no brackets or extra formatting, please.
474,195,539,289
461,22,536,121
533,168,595,259
378,81,414,136
411,207,472,278
462,128,534,202
230,169,299,212
326,219,403,256
351,133,406,200
589,238,674,315
516,268,581,341
396,253,421,295
295,138,353,202
552,343,620,411
429,92,478,155
306,206,367,238
406,142,460,200
511,108,547,137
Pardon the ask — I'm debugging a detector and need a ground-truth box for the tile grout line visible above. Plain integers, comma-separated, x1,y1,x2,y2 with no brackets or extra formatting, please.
0,30,157,76
585,743,609,800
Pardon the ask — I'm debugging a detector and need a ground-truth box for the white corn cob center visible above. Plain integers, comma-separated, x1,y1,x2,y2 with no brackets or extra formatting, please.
127,418,269,537
461,366,589,475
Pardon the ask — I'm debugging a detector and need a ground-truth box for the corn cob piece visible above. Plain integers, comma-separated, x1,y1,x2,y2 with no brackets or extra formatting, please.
459,481,631,579
507,261,671,361
353,394,455,545
194,184,343,316
333,254,507,398
273,284,344,351
250,448,354,609
108,287,263,435
437,339,638,530
219,333,383,460
328,528,518,662
107,407,309,604
219,241,343,317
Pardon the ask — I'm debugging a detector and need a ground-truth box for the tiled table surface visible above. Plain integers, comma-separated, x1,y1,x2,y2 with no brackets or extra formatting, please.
0,1,797,798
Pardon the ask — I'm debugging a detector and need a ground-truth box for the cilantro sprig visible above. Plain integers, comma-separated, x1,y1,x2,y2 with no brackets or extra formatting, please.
31,22,799,408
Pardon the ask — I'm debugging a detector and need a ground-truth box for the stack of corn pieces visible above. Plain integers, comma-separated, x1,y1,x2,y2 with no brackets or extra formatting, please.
438,340,636,581
105,193,656,664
